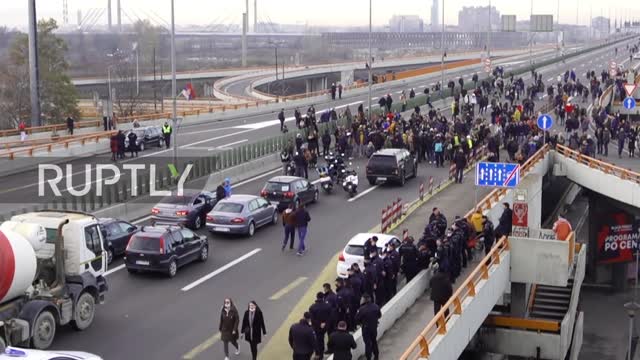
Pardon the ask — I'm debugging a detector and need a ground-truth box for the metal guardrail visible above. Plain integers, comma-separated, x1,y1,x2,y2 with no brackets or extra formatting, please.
555,144,640,183
0,131,117,159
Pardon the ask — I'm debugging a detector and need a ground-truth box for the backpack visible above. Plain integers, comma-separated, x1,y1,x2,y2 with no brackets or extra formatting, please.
435,142,443,152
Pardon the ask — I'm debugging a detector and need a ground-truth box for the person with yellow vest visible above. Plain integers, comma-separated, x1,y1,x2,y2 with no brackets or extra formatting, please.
162,122,172,148
552,215,572,241
453,134,461,150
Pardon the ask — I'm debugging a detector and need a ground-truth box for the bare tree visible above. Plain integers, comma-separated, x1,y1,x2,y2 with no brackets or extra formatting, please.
112,60,142,117
0,61,30,129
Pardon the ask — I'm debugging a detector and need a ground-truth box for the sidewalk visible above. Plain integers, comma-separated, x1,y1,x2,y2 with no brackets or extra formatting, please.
376,168,493,359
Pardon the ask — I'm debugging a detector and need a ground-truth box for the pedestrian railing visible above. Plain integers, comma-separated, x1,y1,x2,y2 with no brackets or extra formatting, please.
555,144,640,184
0,131,117,159
399,235,510,360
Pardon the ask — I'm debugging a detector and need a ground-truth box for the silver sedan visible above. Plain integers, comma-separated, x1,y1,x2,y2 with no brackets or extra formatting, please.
206,195,278,237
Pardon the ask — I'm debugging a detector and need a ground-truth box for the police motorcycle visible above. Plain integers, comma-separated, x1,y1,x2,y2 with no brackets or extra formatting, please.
316,164,334,194
342,163,359,198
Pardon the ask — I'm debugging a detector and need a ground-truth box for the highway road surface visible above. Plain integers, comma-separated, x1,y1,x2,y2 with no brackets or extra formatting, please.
38,36,640,359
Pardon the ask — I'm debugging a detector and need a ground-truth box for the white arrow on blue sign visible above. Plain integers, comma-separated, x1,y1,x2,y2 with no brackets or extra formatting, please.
537,114,553,130
624,97,636,110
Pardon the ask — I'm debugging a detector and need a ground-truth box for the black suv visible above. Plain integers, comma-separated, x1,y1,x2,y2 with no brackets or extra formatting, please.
366,148,417,186
98,218,139,264
260,176,318,211
124,225,209,277
124,126,164,152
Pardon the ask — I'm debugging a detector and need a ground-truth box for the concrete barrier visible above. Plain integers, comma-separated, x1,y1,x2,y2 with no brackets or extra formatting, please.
327,267,436,360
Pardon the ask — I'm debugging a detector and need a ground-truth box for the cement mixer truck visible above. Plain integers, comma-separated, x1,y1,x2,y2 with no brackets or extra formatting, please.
0,211,108,350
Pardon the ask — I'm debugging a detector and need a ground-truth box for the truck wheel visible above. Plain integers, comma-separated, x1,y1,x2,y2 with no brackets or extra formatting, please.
71,292,96,331
31,310,56,350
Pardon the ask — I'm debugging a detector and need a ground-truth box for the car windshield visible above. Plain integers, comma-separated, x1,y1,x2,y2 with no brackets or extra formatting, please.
370,155,397,167
344,244,365,256
159,195,193,205
134,129,145,136
264,182,290,192
127,236,161,252
213,202,244,213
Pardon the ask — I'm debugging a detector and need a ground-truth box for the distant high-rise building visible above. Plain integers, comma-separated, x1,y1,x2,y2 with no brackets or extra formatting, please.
458,6,500,32
389,15,424,33
431,0,439,29
591,16,610,38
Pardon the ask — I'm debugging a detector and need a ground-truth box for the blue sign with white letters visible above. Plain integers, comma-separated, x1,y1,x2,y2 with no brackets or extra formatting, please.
475,162,520,188
624,97,636,109
537,114,553,130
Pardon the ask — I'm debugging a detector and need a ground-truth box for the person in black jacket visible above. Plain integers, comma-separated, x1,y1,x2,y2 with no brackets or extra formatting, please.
355,294,381,360
327,321,357,360
127,131,138,158
241,301,267,360
309,292,332,358
453,149,467,183
429,268,453,315
399,236,420,282
289,312,315,360
363,236,378,261
278,109,286,132
496,202,513,238
482,216,495,255
295,204,311,256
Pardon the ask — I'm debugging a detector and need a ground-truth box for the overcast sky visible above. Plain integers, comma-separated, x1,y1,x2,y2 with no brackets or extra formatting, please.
2,0,639,29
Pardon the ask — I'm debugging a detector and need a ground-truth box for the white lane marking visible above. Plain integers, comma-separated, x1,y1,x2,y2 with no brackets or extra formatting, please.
395,90,403,94
133,215,153,224
233,101,363,130
179,129,254,148
235,167,283,187
347,184,379,202
181,248,262,291
214,139,248,149
104,264,126,277
547,77,554,82
180,126,236,136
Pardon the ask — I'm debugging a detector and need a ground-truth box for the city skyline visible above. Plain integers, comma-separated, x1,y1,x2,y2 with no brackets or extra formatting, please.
2,0,639,30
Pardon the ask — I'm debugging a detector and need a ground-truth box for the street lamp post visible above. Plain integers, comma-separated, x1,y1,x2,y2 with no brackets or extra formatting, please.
107,65,115,120
440,0,445,99
170,0,178,167
368,0,372,119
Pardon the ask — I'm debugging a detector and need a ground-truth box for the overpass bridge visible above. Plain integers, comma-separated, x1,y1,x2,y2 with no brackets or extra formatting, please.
370,144,639,360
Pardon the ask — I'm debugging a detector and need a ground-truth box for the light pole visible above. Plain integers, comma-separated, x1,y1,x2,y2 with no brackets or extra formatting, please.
170,0,178,167
28,0,41,126
136,46,139,95
368,0,372,118
487,0,491,59
440,0,445,99
107,64,115,120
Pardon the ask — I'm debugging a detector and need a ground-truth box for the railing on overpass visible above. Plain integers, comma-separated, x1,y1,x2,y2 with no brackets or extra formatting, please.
555,144,640,183
399,144,552,359
0,131,117,159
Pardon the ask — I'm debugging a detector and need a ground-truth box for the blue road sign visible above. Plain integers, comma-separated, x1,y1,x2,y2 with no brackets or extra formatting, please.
475,162,521,188
537,114,553,130
624,97,636,110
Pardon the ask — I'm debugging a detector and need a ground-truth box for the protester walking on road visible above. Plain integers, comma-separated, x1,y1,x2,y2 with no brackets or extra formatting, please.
241,301,266,360
454,149,467,183
224,178,233,198
117,130,126,160
355,294,381,360
429,268,453,315
327,321,356,360
289,312,315,360
216,181,226,201
18,120,26,142
219,298,241,360
282,203,297,251
496,202,513,238
295,203,311,256
279,109,286,132
338,83,343,99
66,116,74,135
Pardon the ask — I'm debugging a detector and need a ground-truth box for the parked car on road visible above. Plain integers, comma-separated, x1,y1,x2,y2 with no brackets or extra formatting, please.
124,126,164,152
0,346,103,360
366,148,417,186
206,194,278,237
98,218,139,264
336,233,401,278
124,225,208,277
260,176,318,211
151,190,216,229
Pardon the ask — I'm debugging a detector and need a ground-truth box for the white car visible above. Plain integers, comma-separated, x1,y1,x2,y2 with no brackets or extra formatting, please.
0,347,102,360
336,233,401,278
